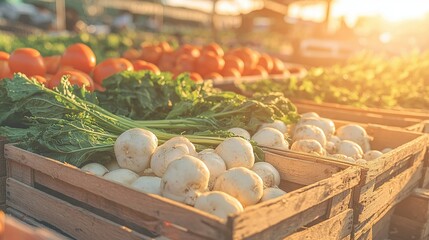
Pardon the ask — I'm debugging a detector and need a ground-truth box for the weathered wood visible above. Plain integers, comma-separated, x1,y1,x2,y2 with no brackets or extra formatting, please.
286,209,353,240
327,189,352,218
228,167,361,239
354,204,395,240
0,137,6,177
0,176,5,204
34,170,204,240
394,189,429,222
370,208,394,240
5,144,228,239
6,178,151,240
390,214,429,240
8,161,34,186
420,168,429,188
356,163,423,225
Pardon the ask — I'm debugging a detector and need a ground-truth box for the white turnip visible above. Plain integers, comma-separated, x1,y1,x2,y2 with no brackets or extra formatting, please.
151,143,190,177
251,162,281,188
131,176,162,195
251,127,289,150
301,112,320,119
81,163,109,177
336,124,372,152
103,169,139,185
161,136,197,156
161,155,209,205
296,117,335,139
198,149,227,190
227,128,251,140
293,125,326,147
259,120,288,134
337,140,363,160
194,191,243,220
363,150,383,161
260,188,287,202
105,161,120,171
215,137,255,169
290,139,325,156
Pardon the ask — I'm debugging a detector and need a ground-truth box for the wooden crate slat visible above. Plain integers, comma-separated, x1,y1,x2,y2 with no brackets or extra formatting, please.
356,163,423,224
6,178,150,240
390,214,429,240
5,144,228,239
286,209,353,240
0,137,6,177
394,188,429,223
0,176,5,204
228,167,360,238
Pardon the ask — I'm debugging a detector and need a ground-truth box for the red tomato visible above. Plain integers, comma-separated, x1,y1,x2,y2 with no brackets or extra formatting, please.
132,60,161,74
175,44,200,58
271,57,285,74
140,45,162,64
60,43,96,74
31,75,48,84
196,52,225,76
189,72,203,82
203,72,223,81
43,55,61,74
158,41,172,52
202,43,224,57
175,54,196,73
0,51,10,79
122,48,141,61
243,65,269,78
223,55,244,74
257,54,274,73
94,82,106,92
9,48,46,76
93,58,134,84
50,69,94,91
158,51,176,71
228,48,259,72
221,67,241,78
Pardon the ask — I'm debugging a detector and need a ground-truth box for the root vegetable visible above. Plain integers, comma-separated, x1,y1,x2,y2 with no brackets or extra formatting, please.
325,141,336,154
293,125,326,147
382,148,393,153
213,167,263,207
105,161,120,171
81,163,109,176
301,112,320,119
251,162,281,188
290,139,325,156
161,155,209,205
337,140,363,160
161,136,197,156
194,191,243,219
260,188,287,202
131,176,162,195
198,149,227,190
329,136,341,146
151,143,190,177
227,128,251,140
114,128,158,172
363,150,383,161
103,169,139,185
336,124,372,152
251,127,289,150
296,117,335,139
330,154,356,162
259,120,288,134
215,137,255,169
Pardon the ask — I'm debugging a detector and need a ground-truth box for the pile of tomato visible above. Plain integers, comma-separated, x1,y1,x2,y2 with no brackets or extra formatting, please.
122,41,288,82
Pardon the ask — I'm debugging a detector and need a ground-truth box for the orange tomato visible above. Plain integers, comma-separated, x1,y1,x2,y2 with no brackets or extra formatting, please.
176,44,200,58
50,69,94,91
43,55,61,74
257,54,274,73
94,82,106,92
221,68,241,78
243,65,269,78
158,41,172,52
0,51,10,79
229,48,259,72
203,72,223,81
140,45,162,64
223,55,244,74
122,48,141,61
9,48,46,77
271,57,285,74
158,50,176,71
202,43,224,57
189,72,203,82
93,58,134,84
196,52,225,76
132,60,161,74
60,43,96,74
175,54,195,73
31,75,48,84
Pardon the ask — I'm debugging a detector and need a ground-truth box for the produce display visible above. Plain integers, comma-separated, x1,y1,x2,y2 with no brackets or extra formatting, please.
242,52,429,110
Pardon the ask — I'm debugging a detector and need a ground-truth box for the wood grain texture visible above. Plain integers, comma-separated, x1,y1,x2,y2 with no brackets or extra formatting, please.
5,144,228,239
286,209,353,240
0,137,6,177
8,161,34,185
228,167,360,239
6,178,150,240
0,176,5,204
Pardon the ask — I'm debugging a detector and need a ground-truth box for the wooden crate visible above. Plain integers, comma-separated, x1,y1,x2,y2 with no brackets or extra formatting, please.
390,188,429,240
326,123,427,240
0,137,6,206
4,144,361,240
0,210,67,240
294,100,426,128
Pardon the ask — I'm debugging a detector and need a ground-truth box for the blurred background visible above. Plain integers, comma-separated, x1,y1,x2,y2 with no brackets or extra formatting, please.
1,0,428,66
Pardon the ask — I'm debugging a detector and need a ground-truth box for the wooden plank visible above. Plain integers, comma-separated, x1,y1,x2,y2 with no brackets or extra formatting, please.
8,161,34,186
286,209,353,240
0,176,5,204
370,208,394,240
356,163,423,224
0,137,6,177
5,144,229,239
264,151,344,186
327,189,351,218
6,178,150,240
354,204,395,240
34,171,204,240
390,215,426,240
420,168,429,188
228,167,360,239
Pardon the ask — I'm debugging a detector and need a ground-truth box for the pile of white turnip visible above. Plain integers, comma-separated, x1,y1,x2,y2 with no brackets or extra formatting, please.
81,128,286,220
